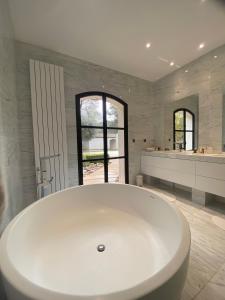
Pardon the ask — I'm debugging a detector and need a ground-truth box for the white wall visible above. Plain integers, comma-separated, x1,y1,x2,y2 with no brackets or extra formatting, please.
15,41,154,205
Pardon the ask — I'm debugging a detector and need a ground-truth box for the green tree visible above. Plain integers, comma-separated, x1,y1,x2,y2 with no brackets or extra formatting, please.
80,99,119,140
81,99,102,140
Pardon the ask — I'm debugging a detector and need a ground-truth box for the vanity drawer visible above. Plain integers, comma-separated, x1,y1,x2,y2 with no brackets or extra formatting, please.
141,155,195,174
196,176,225,198
141,156,195,187
196,161,225,181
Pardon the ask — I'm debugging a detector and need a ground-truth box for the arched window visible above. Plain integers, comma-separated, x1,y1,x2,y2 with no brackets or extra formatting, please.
173,109,195,150
76,92,128,185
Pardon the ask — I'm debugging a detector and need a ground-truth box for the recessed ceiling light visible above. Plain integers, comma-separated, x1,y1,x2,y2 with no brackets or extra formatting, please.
198,43,205,49
214,55,218,59
185,69,189,73
146,43,151,48
170,61,175,66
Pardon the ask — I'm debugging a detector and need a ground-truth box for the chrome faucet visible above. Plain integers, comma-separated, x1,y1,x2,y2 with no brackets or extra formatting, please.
37,154,60,197
174,142,184,152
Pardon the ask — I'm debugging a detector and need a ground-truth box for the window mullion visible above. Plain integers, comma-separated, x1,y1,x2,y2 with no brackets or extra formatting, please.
184,110,186,150
103,95,108,182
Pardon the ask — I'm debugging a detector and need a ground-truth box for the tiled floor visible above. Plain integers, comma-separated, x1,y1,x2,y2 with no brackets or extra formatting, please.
144,182,225,300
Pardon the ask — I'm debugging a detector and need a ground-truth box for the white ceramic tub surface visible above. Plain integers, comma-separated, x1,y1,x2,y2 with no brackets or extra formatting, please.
0,184,190,300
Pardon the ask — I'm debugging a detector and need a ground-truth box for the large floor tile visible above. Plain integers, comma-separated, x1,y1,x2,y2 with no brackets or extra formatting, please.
144,183,225,300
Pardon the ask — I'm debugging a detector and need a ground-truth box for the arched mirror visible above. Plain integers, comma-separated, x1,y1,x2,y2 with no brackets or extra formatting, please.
173,109,195,150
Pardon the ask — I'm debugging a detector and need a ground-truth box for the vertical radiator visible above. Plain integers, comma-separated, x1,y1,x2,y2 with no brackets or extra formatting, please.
30,59,68,199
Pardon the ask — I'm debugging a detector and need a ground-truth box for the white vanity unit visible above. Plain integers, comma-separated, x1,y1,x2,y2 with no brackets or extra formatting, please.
141,151,225,205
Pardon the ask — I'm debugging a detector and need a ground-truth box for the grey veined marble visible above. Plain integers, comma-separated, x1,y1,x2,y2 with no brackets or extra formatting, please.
0,0,23,298
143,183,225,300
153,43,225,153
15,40,154,205
0,0,23,233
142,150,225,164
14,39,225,211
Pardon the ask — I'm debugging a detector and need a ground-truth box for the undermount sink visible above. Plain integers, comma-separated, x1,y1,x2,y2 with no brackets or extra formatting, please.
184,152,225,157
145,149,225,157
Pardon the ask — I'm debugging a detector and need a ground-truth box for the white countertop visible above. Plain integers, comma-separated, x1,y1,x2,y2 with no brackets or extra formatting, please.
142,150,225,164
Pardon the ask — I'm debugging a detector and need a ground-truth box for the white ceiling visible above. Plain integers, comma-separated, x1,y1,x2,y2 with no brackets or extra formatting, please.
9,0,225,81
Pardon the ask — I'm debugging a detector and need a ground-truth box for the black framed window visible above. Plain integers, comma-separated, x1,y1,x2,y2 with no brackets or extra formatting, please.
173,109,195,150
76,92,129,185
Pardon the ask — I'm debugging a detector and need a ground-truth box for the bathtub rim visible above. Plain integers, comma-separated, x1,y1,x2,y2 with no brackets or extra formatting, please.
0,183,191,300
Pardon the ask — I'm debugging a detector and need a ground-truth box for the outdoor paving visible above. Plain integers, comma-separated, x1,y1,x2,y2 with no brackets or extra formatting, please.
83,159,119,184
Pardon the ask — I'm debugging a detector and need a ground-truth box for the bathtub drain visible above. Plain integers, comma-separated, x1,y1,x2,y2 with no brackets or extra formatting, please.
97,244,105,252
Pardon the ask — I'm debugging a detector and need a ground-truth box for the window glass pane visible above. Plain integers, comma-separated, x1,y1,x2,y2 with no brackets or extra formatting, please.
83,161,104,185
175,131,184,149
82,128,104,160
186,111,193,130
175,111,184,130
106,97,124,128
108,159,125,183
80,96,103,126
186,132,193,150
107,129,124,158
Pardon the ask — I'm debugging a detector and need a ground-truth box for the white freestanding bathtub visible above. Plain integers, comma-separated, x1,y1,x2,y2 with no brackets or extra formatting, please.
0,184,190,300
